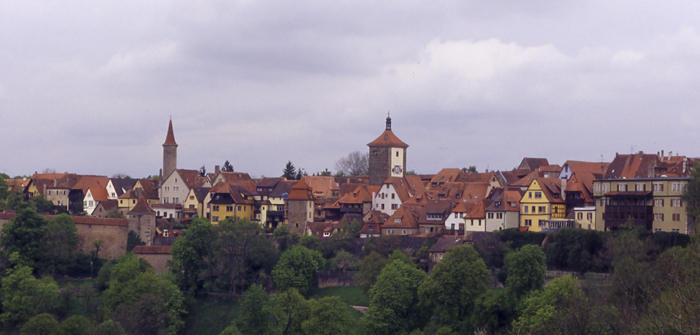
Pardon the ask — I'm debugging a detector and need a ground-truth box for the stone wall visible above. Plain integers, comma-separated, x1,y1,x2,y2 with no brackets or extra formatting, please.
317,271,358,288
287,200,310,235
133,245,173,274
369,146,390,186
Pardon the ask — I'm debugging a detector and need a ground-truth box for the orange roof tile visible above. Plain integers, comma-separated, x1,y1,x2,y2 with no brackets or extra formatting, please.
163,120,177,146
367,129,408,148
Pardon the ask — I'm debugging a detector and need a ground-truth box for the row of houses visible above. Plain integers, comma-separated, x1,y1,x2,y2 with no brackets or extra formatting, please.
5,118,697,241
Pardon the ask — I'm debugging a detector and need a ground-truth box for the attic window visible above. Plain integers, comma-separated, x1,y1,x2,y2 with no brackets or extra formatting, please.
510,202,516,207
395,218,402,223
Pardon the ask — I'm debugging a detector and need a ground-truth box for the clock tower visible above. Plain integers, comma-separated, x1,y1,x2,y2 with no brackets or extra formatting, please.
367,115,408,186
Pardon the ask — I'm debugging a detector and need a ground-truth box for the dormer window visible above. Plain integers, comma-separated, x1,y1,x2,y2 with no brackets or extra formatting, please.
163,229,169,237
394,218,402,223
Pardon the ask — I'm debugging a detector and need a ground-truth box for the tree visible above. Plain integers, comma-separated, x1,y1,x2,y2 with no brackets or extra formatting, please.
1,207,49,268
216,217,271,295
319,168,332,176
102,254,185,335
354,251,388,298
461,166,477,173
169,218,216,293
273,225,299,253
42,214,79,275
20,313,59,335
199,165,206,177
272,245,324,296
282,161,296,180
222,160,234,172
269,288,311,335
302,296,355,335
126,230,146,253
335,151,369,176
92,240,105,259
0,177,9,201
330,250,357,272
57,315,94,335
112,173,131,179
105,207,123,218
683,160,700,233
234,284,271,335
112,293,171,335
31,195,54,213
505,244,546,298
0,265,60,328
418,244,490,331
361,259,428,335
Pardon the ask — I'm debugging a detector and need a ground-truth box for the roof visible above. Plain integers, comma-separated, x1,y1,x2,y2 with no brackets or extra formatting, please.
136,179,160,199
561,161,610,175
128,196,154,215
191,187,211,202
133,245,173,254
519,158,550,171
302,176,340,198
175,169,210,189
383,204,420,229
335,185,376,205
163,120,177,146
367,129,409,148
485,189,523,212
110,178,137,197
287,179,314,201
95,200,119,211
270,180,295,197
87,186,110,202
604,152,658,179
208,182,252,205
429,235,470,253
71,175,110,194
382,176,423,202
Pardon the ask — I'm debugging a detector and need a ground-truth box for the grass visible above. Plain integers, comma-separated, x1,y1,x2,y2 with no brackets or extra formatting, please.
308,286,369,306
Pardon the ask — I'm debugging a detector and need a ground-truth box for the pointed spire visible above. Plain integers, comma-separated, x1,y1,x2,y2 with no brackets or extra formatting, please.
163,119,178,146
386,112,392,131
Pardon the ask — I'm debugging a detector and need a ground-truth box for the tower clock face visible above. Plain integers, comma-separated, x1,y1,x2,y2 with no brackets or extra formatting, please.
393,165,403,175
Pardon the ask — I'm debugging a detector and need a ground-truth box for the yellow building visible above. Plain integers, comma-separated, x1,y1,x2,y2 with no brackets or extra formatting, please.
519,178,567,232
208,182,255,224
182,187,210,219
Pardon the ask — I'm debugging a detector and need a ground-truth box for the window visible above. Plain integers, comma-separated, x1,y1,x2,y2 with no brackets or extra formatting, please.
48,190,52,195
654,213,665,221
238,206,242,211
655,199,664,207
173,197,179,204
391,193,395,199
487,213,494,219
636,183,645,191
534,192,542,199
524,219,532,226
587,213,592,220
189,205,195,209
653,183,664,192
212,216,219,223
165,186,169,192
577,213,583,220
594,184,600,192
402,229,406,235
672,213,681,221
524,206,528,213
528,192,532,199
538,206,546,213
212,205,220,211
381,204,385,210
531,206,535,213
391,204,398,210
588,224,591,229
174,187,179,192
618,184,627,192
394,218,402,223
602,184,610,192
427,214,442,220
671,199,682,207
163,229,169,237
226,206,233,212
497,213,503,219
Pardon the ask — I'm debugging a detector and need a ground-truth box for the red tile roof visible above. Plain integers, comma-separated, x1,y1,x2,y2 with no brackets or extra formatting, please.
367,129,408,148
163,120,177,146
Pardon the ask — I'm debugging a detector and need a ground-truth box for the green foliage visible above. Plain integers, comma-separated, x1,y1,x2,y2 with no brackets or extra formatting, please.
112,293,174,335
20,313,59,335
269,288,310,335
282,161,297,180
505,245,546,298
126,230,146,253
512,275,582,334
471,288,516,331
170,218,216,293
0,177,9,201
361,259,427,335
272,245,324,296
31,195,54,213
682,160,700,230
222,160,234,172
316,234,350,259
495,228,546,250
215,217,278,295
299,234,319,250
234,284,271,335
329,250,357,272
363,235,403,257
42,214,79,275
273,225,299,253
388,249,414,267
57,315,93,335
302,296,355,335
2,207,49,269
3,192,31,211
94,319,126,335
0,266,60,328
418,244,490,332
105,207,123,218
308,286,369,307
220,324,243,335
102,254,185,335
545,228,608,273
354,251,388,298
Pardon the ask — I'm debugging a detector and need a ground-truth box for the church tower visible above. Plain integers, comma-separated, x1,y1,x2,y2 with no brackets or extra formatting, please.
162,119,178,179
367,115,408,186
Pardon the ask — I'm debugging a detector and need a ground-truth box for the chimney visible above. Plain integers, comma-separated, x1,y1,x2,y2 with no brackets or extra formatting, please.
668,151,672,161
215,165,220,174
661,150,664,159
136,187,143,199
561,178,567,201
53,178,57,187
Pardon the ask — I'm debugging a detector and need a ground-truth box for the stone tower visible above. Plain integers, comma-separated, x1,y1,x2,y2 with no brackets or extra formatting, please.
162,119,178,179
286,179,314,235
367,115,408,186
128,196,156,246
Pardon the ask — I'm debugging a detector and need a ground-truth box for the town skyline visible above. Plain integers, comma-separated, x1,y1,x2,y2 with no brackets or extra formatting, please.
3,1,700,178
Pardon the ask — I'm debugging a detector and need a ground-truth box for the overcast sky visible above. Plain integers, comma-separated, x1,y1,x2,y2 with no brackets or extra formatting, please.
3,1,700,178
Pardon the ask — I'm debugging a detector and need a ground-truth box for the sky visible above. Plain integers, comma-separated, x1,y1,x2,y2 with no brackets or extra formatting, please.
3,1,700,178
